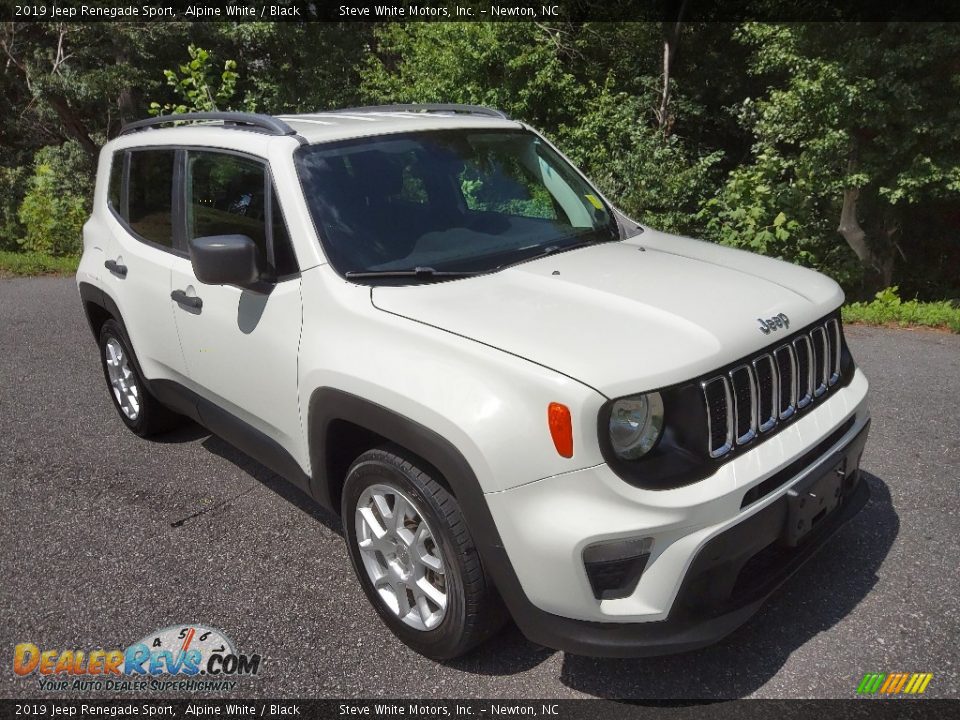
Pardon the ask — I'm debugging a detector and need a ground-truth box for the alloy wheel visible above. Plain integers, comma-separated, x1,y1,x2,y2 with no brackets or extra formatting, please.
104,337,140,420
355,483,448,631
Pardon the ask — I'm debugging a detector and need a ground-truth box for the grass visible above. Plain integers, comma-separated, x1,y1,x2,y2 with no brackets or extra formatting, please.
843,286,960,333
0,250,80,277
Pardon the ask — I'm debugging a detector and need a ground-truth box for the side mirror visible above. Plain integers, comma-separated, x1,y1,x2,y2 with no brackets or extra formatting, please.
188,235,263,289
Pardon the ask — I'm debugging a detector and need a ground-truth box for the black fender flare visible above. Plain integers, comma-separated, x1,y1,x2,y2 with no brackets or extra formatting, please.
78,281,123,339
307,387,489,515
307,387,537,622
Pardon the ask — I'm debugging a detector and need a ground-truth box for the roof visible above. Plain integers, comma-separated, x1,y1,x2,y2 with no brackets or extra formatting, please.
115,107,524,149
278,110,522,144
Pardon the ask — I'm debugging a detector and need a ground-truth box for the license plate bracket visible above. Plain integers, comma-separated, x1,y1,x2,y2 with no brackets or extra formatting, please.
785,459,845,546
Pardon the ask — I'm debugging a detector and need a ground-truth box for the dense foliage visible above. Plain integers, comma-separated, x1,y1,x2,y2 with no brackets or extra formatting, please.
18,156,89,256
2,20,957,300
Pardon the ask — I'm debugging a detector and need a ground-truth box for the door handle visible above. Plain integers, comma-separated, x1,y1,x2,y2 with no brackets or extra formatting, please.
104,259,128,277
171,289,203,311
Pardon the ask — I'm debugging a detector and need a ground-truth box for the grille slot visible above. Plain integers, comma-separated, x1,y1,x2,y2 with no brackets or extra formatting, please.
773,344,797,420
810,326,829,397
826,318,841,385
702,376,734,458
700,317,844,459
730,364,758,445
794,335,814,408
752,354,777,433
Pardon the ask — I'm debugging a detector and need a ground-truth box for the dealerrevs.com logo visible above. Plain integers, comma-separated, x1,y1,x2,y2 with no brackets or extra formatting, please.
13,624,261,692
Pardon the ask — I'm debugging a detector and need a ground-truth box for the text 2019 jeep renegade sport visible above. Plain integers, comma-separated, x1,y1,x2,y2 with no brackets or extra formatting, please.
77,106,871,660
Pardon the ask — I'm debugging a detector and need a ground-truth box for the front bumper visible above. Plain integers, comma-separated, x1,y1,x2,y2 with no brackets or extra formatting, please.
491,466,868,657
481,370,871,656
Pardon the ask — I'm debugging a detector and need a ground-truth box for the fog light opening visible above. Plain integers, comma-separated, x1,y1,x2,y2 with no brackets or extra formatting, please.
583,537,653,600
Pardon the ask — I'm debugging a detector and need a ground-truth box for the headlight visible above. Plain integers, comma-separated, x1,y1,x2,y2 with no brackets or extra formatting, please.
608,392,664,459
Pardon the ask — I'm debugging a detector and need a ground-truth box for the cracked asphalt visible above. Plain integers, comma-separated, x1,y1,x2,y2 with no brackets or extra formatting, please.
0,276,957,700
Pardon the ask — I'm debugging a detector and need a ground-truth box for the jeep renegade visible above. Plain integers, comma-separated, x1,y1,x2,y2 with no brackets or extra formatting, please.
77,106,871,660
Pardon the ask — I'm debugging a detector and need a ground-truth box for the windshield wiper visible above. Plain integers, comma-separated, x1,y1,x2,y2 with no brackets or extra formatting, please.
539,239,604,257
344,266,485,280
495,235,616,272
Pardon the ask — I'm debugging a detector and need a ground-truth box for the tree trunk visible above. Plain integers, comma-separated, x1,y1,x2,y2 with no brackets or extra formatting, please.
837,145,894,295
656,0,687,136
113,44,138,139
837,186,894,294
45,93,99,159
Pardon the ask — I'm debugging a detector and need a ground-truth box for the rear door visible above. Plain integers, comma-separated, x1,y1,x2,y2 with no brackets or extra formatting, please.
101,148,189,383
169,149,305,469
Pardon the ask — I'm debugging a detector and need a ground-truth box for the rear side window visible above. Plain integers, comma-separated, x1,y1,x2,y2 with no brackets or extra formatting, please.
108,152,124,216
127,150,175,248
186,150,298,278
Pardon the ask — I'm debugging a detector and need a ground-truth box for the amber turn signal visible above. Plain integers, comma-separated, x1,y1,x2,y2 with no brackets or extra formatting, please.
548,402,573,458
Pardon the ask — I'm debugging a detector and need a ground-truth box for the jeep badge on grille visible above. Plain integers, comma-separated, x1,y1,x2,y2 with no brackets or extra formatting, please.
758,313,790,334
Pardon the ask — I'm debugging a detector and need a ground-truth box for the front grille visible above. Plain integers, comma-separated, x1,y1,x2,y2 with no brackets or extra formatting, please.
702,317,844,459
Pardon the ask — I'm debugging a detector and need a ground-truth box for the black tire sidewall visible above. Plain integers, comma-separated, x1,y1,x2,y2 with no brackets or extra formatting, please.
342,454,471,660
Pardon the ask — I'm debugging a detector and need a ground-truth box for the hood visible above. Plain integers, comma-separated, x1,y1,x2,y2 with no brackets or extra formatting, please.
371,230,844,398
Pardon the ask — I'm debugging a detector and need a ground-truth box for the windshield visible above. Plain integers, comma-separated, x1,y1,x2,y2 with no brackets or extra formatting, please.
294,129,620,280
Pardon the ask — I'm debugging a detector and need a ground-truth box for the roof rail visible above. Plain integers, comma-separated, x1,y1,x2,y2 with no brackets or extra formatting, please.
325,104,511,120
119,112,302,139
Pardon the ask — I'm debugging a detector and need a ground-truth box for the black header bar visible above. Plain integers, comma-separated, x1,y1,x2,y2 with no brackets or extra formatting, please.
4,0,960,23
0,699,958,720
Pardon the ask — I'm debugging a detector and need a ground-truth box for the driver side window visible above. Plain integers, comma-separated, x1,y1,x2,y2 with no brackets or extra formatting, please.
186,151,299,278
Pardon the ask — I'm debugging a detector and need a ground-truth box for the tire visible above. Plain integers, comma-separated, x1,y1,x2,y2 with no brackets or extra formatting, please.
342,446,507,660
98,319,181,437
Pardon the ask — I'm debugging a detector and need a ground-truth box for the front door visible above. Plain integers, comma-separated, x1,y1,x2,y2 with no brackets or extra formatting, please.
169,149,306,472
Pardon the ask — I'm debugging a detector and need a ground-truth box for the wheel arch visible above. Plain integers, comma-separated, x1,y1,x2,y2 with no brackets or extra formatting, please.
308,388,467,515
78,281,163,417
78,281,123,340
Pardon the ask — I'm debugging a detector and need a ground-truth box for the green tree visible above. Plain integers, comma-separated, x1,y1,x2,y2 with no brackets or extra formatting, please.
149,44,245,115
0,164,29,251
707,23,960,295
1,22,201,155
562,82,722,233
217,23,371,112
362,23,591,129
361,22,724,233
18,143,92,256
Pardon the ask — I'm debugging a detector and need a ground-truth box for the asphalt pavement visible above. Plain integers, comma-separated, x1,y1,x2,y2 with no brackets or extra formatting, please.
0,276,957,700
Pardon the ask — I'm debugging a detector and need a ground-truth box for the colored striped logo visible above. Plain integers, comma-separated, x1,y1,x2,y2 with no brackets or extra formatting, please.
857,673,933,695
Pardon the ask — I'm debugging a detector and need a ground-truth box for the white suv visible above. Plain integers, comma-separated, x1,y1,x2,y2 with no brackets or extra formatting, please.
77,105,871,660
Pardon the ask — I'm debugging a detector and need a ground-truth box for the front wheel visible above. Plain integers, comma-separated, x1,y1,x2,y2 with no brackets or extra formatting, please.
342,446,506,660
